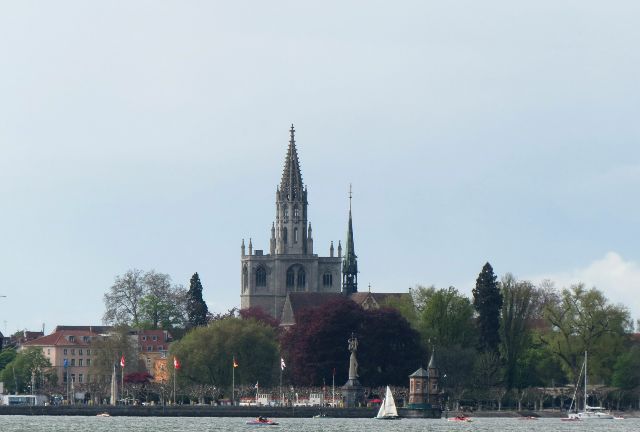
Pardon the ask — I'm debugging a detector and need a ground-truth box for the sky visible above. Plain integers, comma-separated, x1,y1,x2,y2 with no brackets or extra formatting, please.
1,1,639,334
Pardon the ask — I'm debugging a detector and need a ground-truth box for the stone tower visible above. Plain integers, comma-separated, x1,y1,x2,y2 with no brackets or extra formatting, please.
342,186,358,295
240,125,342,319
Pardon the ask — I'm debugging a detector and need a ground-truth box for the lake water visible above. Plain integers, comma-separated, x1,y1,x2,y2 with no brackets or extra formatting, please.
0,416,639,432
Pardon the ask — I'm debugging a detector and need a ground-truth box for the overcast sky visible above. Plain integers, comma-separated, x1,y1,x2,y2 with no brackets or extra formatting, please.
1,1,639,334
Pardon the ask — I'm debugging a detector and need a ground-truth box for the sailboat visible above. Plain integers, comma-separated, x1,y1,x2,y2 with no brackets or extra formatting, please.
375,386,401,420
564,351,613,421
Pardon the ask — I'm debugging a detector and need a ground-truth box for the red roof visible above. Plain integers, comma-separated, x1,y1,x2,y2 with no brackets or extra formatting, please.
22,329,100,347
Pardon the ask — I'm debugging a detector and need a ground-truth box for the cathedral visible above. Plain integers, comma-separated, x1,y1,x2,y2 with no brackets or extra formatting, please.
240,125,358,320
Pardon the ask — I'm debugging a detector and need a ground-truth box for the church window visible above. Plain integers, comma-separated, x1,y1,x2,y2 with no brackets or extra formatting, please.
283,227,288,243
284,206,289,222
242,266,248,291
286,268,295,287
323,273,332,286
297,268,306,290
294,206,300,222
294,228,298,243
256,267,267,287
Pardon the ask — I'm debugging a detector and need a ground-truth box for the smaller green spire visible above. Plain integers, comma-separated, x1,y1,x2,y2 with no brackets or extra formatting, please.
342,184,358,295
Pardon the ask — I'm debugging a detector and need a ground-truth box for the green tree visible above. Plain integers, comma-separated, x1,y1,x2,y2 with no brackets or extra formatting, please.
103,269,186,329
412,285,477,348
169,317,279,389
499,274,539,389
0,348,17,372
186,272,209,328
540,284,630,383
139,271,187,329
612,346,640,390
473,262,503,352
0,348,56,393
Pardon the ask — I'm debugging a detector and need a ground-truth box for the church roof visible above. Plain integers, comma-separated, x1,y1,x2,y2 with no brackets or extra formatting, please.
285,292,343,318
428,350,437,369
349,292,410,308
279,124,304,201
409,367,429,378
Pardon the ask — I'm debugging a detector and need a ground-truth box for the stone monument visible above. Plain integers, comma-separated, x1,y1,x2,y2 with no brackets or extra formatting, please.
342,332,365,407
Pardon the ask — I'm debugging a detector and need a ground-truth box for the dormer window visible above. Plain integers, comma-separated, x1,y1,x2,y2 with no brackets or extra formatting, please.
68,336,75,342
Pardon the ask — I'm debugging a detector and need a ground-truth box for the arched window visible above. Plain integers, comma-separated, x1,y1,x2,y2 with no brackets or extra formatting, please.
294,228,298,243
293,206,300,222
283,227,288,243
286,268,295,288
323,273,332,287
255,267,266,287
242,266,248,291
284,206,289,222
297,268,306,290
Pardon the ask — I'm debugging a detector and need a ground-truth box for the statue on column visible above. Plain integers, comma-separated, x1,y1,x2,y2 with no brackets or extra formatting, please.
348,332,359,380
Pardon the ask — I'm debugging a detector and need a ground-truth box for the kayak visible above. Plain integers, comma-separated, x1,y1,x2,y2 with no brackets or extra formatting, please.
448,416,472,422
246,419,279,426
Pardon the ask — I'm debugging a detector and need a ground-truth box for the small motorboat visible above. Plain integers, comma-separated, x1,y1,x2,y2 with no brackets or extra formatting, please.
246,417,279,426
96,412,111,417
518,416,538,420
447,416,472,422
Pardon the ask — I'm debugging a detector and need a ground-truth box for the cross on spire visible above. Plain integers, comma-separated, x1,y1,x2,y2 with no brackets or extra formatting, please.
349,183,352,212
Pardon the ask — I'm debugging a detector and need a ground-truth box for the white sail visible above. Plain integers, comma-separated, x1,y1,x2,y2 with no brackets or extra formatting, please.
376,386,399,419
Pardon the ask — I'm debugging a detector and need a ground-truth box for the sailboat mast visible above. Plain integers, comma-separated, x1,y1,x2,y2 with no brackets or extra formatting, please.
584,351,588,411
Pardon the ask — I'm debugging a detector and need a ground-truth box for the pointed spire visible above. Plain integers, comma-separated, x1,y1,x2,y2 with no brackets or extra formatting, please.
248,238,253,256
280,124,304,201
428,348,437,369
241,239,246,257
342,185,358,294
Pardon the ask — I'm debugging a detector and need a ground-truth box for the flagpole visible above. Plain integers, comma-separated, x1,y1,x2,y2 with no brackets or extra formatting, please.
279,366,283,406
332,369,335,407
232,361,235,406
121,361,124,404
173,363,176,405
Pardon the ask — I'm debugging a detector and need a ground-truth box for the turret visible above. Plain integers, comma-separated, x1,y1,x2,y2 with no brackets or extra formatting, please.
248,238,253,256
241,239,246,257
330,241,335,257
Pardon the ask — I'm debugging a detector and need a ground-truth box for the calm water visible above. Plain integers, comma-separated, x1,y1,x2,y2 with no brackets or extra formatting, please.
0,416,639,432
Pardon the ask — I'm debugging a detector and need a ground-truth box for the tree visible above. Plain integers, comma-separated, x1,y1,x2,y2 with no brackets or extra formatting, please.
0,348,17,372
612,346,640,390
103,269,187,329
103,269,145,326
412,285,477,348
0,348,56,393
169,317,279,388
473,262,503,352
240,306,280,329
186,272,209,328
540,284,630,383
280,297,425,387
499,274,540,389
139,271,187,329
89,325,142,402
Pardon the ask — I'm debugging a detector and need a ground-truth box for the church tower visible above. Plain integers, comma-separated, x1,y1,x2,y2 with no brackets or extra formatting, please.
240,125,342,320
274,125,310,255
342,186,358,295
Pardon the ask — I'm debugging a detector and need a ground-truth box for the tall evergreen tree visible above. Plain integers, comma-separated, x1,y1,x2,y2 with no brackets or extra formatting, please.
472,262,503,352
186,272,209,328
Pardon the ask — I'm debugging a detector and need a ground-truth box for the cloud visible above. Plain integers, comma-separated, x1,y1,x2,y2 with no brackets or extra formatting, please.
528,252,640,321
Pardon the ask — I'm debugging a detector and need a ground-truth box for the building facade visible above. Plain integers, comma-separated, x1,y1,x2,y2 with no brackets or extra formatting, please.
241,126,343,319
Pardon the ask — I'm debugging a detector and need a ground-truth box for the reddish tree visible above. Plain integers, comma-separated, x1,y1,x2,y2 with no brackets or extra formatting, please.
124,371,154,384
239,306,280,329
280,297,424,387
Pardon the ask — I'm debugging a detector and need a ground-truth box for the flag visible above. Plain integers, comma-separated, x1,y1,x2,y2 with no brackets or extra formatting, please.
120,355,125,368
63,358,68,369
280,357,286,370
233,357,238,368
254,382,259,390
173,356,181,370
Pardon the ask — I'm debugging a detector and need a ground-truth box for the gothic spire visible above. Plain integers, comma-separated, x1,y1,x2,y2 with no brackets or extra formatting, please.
280,124,304,201
342,184,358,295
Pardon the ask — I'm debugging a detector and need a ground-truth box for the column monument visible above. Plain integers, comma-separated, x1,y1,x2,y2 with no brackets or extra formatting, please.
342,332,365,407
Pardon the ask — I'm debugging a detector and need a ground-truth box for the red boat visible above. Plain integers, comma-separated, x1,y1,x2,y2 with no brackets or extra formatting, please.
246,417,279,426
447,416,472,422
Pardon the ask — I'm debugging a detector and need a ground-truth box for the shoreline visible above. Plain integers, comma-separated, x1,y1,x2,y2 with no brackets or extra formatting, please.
0,405,634,418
